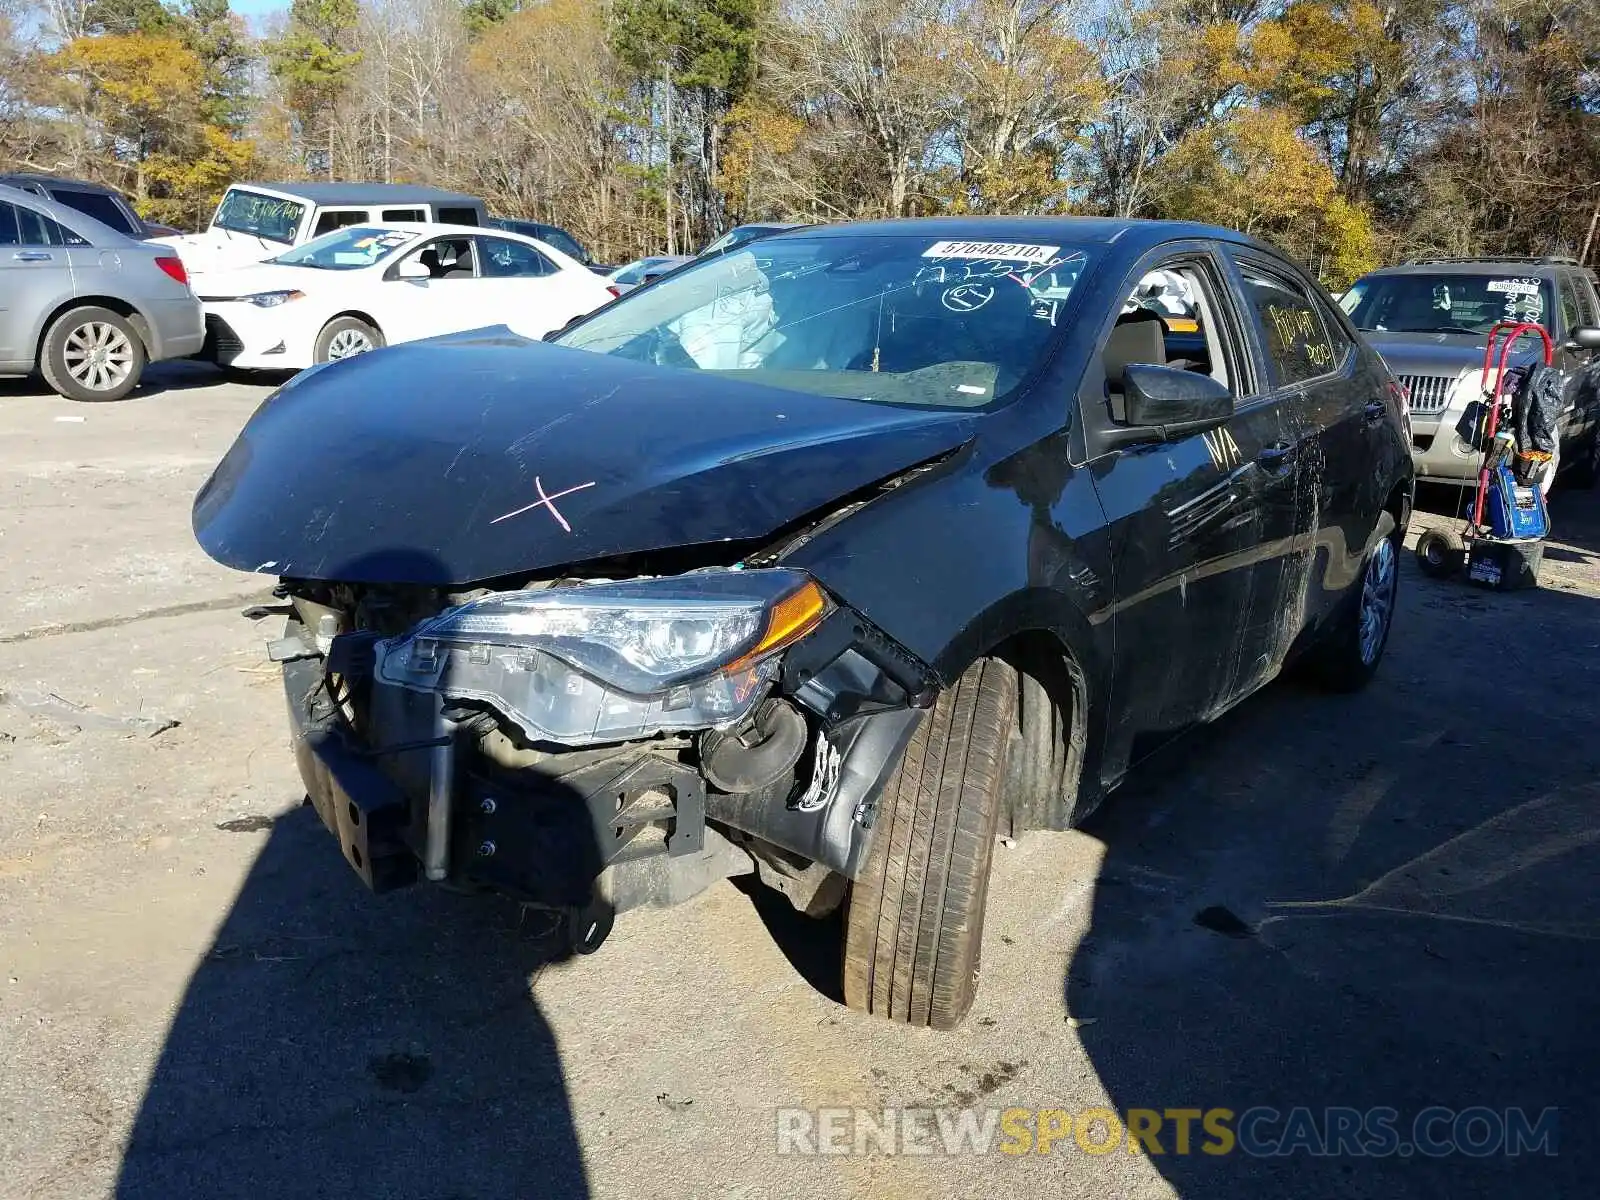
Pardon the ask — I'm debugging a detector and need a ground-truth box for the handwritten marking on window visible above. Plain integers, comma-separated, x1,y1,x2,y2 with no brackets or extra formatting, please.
1265,303,1333,368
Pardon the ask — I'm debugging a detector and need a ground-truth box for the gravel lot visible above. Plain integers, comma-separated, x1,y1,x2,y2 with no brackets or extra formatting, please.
2,364,1599,1199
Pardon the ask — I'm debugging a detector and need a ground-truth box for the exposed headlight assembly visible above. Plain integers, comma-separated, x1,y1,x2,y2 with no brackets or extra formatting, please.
373,568,829,746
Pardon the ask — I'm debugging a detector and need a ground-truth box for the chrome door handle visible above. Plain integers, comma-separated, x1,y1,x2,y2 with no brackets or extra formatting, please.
12,251,52,262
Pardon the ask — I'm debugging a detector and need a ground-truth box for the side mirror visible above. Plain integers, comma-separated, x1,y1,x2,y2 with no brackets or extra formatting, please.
1104,363,1233,449
396,259,430,281
1565,325,1600,353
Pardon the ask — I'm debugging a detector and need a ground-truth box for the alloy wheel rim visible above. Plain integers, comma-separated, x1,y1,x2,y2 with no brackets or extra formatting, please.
1359,537,1397,665
326,329,374,360
63,322,133,393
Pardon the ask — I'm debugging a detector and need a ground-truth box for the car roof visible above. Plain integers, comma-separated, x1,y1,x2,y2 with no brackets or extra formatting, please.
231,182,484,207
1362,260,1572,278
0,172,125,196
767,215,1260,251
0,181,142,246
306,220,543,239
307,221,582,264
492,216,568,230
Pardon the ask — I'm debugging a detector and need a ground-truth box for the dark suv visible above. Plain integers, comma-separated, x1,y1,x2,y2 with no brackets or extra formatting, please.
1340,257,1600,487
0,174,172,239
486,217,610,274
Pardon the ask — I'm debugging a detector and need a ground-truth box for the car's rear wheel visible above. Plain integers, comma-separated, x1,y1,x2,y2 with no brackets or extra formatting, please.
841,657,1016,1030
40,306,146,402
314,316,384,364
1304,525,1400,692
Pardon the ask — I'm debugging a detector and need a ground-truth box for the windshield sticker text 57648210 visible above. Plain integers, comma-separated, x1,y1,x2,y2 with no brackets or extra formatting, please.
923,240,1061,265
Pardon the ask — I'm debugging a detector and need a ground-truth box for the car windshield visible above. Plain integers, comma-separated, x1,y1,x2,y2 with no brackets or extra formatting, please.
212,189,307,244
540,228,589,263
1340,272,1556,335
267,225,419,270
555,234,1095,407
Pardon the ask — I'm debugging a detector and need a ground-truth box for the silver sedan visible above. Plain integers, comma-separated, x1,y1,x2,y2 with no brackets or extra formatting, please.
0,183,203,401
606,255,692,296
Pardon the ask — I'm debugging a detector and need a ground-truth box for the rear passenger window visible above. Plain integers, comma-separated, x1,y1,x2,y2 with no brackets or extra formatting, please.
50,189,141,236
1558,275,1582,333
1570,273,1598,326
0,202,20,245
1314,294,1353,359
13,205,87,246
437,207,479,226
1239,265,1341,385
313,210,370,237
477,236,554,278
381,208,425,222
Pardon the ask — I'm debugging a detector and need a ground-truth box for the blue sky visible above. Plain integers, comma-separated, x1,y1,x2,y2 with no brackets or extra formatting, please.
232,0,286,17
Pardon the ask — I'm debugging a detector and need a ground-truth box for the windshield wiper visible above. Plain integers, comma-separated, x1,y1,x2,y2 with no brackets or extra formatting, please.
1405,325,1484,336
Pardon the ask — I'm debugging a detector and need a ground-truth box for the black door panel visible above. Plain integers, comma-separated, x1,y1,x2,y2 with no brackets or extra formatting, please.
1226,253,1380,633
1092,392,1305,774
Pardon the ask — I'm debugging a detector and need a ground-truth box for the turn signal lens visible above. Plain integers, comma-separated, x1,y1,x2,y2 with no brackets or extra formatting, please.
727,579,828,673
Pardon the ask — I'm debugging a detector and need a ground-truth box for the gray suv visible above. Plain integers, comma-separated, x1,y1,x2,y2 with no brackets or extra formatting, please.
1340,257,1600,488
0,184,203,401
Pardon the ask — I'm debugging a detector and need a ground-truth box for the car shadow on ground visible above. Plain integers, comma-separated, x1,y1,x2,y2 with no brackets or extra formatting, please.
113,803,591,1200
1068,527,1600,1193
0,360,288,403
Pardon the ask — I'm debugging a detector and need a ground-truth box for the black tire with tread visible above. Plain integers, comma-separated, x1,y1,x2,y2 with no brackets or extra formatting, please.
40,305,146,402
842,657,1016,1030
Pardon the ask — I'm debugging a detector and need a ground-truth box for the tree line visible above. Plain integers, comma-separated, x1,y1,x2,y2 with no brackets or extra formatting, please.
1,0,1596,284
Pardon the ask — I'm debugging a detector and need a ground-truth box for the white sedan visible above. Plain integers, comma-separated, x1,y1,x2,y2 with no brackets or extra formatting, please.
193,222,615,370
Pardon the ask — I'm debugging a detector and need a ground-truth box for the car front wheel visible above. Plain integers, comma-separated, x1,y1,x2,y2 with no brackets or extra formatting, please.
841,657,1016,1030
40,306,146,402
314,316,384,364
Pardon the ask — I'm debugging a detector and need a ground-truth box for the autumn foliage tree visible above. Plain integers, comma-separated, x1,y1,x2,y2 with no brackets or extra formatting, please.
1152,107,1378,284
0,0,1593,273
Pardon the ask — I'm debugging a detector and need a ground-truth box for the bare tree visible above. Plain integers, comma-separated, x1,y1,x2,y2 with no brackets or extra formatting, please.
778,0,955,216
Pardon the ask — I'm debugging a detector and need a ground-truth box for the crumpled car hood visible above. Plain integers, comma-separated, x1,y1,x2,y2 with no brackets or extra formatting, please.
193,329,978,585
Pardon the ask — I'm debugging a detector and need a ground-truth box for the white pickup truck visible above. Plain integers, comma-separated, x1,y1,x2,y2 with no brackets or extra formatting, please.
155,182,489,275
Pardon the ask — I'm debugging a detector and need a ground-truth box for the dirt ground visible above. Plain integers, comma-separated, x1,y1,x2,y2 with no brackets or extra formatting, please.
3,365,1599,1199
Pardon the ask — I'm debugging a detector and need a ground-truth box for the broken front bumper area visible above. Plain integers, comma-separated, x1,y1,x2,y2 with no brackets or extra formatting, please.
287,652,752,914
282,601,933,924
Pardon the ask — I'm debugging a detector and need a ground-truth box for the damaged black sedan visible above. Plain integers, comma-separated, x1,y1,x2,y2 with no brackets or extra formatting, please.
194,218,1413,1029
